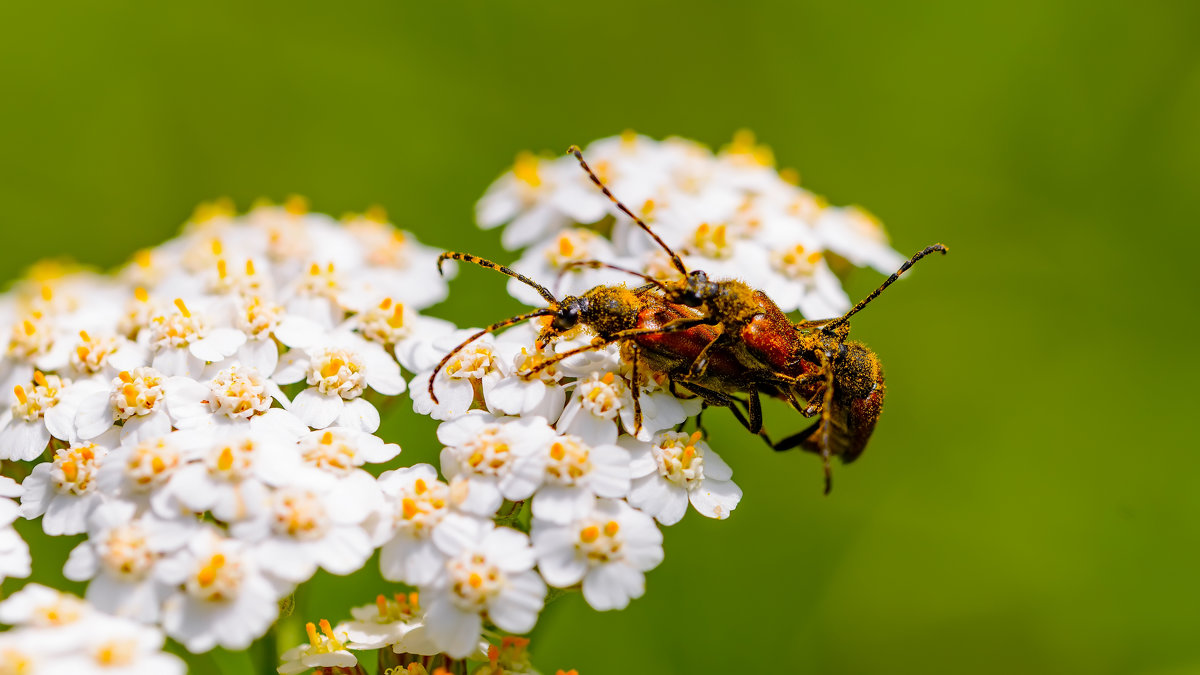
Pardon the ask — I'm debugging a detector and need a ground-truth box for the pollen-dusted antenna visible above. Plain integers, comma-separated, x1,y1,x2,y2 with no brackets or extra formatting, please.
567,145,689,278
428,308,556,404
820,243,949,334
438,252,558,305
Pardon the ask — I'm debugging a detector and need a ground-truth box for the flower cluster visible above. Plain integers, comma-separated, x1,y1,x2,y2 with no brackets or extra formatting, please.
0,583,185,674
478,130,906,319
1,131,909,673
0,199,457,653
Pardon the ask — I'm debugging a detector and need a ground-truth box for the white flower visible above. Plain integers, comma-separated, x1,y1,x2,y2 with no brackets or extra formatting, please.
522,434,630,525
73,367,183,443
164,432,302,524
93,431,203,517
274,336,405,431
0,477,30,583
42,617,186,675
556,366,698,445
424,514,546,658
623,430,742,525
531,497,663,611
234,485,374,583
165,364,295,433
63,502,177,622
20,439,113,535
0,582,92,629
0,371,74,461
410,329,506,421
158,528,288,652
337,593,423,651
144,298,245,377
278,619,357,675
436,413,555,516
476,150,608,250
376,464,453,586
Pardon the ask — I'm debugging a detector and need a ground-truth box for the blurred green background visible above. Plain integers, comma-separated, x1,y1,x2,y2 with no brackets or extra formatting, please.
2,1,1198,673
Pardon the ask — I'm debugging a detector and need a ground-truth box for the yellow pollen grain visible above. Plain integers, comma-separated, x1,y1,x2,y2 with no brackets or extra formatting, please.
118,371,134,384
390,303,405,326
34,371,48,388
216,259,228,279
210,239,223,256
309,262,321,276
807,251,822,264
134,287,149,303
468,572,483,589
320,431,334,444
621,128,637,146
557,235,575,258
549,443,566,461
603,520,619,537
13,385,27,405
376,594,389,617
22,320,35,336
134,249,153,268
642,199,656,217
580,525,599,543
690,431,702,443
305,621,319,645
245,259,256,276
601,372,615,385
79,330,91,342
319,619,334,638
61,460,78,483
151,456,165,473
379,298,393,310
780,167,801,185
401,498,418,519
40,284,53,302
173,298,190,317
414,478,427,494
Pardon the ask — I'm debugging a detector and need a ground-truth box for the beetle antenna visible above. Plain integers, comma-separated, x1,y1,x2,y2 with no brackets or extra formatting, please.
567,145,689,277
821,244,948,333
428,308,556,404
438,252,558,304
554,259,669,296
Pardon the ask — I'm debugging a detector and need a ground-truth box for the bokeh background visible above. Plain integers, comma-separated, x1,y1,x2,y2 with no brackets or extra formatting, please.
2,1,1198,673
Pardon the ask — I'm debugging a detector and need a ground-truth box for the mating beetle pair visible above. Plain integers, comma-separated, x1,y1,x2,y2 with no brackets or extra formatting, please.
430,145,947,493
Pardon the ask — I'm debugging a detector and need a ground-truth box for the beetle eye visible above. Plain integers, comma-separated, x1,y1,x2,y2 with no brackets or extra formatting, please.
551,305,579,331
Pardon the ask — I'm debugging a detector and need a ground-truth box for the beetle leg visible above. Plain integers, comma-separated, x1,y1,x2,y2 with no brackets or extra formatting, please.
684,322,726,379
681,382,774,449
629,343,643,436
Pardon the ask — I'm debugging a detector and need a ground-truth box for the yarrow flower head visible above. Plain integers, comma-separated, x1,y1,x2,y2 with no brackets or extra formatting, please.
1,131,917,668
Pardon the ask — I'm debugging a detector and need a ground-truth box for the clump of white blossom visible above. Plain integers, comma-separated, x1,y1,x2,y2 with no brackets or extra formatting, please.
0,131,906,673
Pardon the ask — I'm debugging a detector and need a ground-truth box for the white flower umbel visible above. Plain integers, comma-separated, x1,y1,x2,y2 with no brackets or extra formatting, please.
166,363,294,433
531,498,664,611
20,438,113,535
158,527,288,652
93,431,203,517
624,430,742,525
436,412,555,517
278,619,357,675
424,514,546,658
